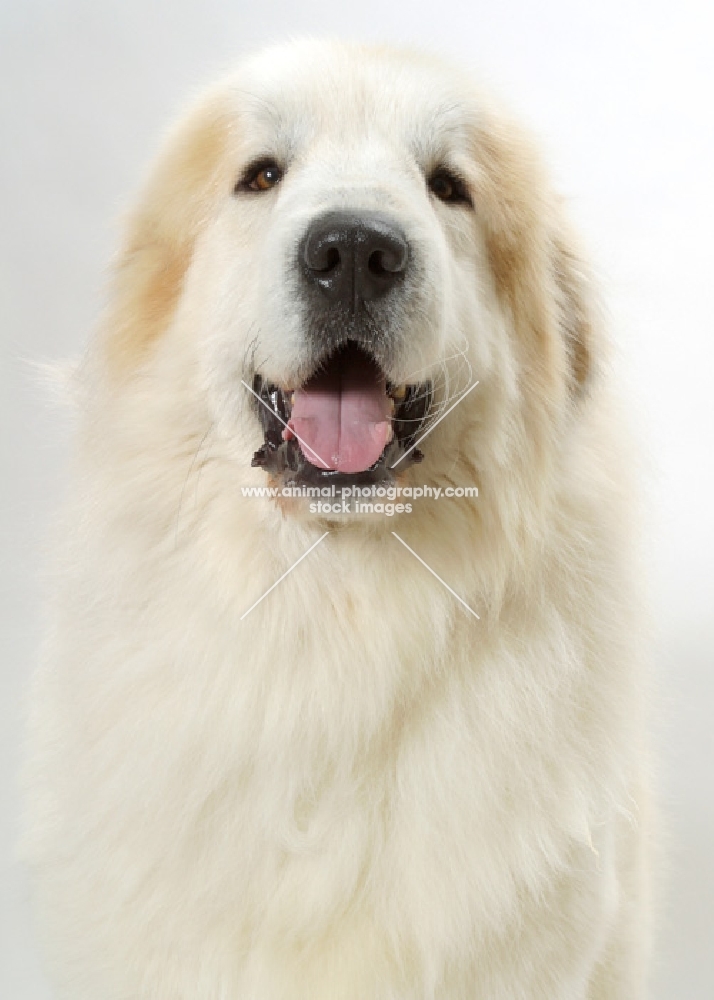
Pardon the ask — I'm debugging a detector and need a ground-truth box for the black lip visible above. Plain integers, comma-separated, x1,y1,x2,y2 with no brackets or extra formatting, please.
250,354,431,488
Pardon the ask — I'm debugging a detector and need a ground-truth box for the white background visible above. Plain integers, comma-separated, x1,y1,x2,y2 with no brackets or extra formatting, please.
1,1,712,996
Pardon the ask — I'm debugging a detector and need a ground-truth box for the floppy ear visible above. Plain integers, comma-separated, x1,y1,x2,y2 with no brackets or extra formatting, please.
99,94,235,377
467,110,595,402
550,223,595,396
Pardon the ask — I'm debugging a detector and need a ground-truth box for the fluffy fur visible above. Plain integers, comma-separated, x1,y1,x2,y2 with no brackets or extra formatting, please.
24,40,651,999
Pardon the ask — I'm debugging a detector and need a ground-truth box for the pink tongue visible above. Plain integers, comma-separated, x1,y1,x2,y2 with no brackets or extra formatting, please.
287,350,392,473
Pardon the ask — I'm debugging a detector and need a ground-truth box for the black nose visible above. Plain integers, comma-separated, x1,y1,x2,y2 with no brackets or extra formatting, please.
301,211,409,308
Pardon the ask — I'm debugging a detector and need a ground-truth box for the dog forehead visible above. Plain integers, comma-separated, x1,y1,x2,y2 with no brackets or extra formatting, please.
226,41,474,162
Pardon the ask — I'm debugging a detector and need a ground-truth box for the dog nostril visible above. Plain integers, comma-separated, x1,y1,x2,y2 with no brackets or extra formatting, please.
306,243,341,273
368,242,408,277
324,247,340,272
368,250,388,277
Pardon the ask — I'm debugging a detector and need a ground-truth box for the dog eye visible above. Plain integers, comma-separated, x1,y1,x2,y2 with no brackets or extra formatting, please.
428,169,471,206
236,159,284,193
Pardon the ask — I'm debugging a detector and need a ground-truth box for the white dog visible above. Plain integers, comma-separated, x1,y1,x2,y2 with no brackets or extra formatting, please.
24,39,652,999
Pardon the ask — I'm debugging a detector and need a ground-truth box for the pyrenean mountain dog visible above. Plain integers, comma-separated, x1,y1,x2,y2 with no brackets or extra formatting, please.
24,39,652,1000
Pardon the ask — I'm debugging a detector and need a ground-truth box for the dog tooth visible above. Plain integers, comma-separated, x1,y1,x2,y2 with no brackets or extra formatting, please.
392,384,407,401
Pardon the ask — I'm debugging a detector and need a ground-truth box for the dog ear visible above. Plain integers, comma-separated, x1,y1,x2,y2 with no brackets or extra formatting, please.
467,111,595,401
99,95,234,378
550,223,595,396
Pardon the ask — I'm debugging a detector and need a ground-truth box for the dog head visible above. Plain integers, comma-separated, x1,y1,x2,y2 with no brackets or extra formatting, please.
97,40,595,508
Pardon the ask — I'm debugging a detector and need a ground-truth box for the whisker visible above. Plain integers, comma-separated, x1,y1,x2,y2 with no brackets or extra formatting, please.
399,347,471,386
408,339,475,442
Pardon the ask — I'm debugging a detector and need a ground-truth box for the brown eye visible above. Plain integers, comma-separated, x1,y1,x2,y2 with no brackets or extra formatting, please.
236,159,284,193
250,164,282,191
428,169,471,206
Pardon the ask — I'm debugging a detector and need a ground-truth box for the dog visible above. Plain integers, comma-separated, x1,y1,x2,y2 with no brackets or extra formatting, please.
23,39,652,999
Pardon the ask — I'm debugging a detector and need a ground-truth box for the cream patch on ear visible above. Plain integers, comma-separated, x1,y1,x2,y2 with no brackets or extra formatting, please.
101,100,234,377
550,229,594,395
466,113,595,402
467,115,568,411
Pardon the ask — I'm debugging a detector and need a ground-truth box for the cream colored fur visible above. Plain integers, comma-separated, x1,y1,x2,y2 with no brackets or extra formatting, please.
23,40,651,1000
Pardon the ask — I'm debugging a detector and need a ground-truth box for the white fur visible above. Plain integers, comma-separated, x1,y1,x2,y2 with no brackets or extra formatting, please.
23,40,651,1000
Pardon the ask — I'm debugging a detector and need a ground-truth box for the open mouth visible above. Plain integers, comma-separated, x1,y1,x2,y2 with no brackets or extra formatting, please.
251,342,432,487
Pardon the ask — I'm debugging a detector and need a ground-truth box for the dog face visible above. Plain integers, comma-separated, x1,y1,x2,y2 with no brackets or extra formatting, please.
218,46,467,390
101,41,592,498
